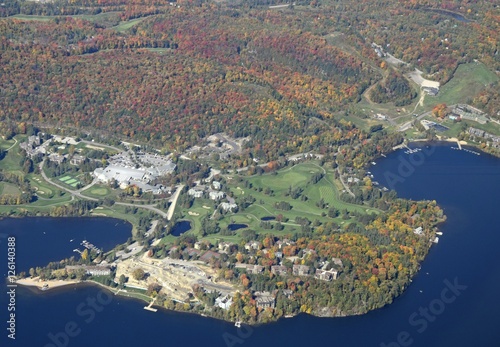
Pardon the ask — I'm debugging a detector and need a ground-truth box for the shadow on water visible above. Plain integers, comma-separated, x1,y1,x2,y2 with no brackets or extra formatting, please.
227,223,248,231
170,220,192,236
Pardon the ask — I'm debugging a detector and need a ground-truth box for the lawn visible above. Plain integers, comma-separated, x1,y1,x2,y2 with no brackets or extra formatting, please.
112,17,148,32
81,185,113,199
10,12,121,27
0,138,16,150
0,137,25,174
172,162,381,245
0,182,21,196
423,62,498,108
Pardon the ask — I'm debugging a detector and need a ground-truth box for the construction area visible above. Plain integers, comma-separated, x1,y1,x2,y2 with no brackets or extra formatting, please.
115,253,236,302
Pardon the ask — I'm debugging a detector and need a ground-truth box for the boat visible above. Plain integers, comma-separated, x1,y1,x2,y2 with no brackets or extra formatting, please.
234,321,242,328
371,162,376,165
41,284,49,291
435,232,443,235
70,239,74,242
433,237,439,244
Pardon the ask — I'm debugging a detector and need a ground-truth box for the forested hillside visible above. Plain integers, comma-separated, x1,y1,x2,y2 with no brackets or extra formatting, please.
0,0,498,157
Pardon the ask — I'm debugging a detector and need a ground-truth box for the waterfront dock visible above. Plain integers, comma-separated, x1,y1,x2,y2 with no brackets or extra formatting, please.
144,298,158,312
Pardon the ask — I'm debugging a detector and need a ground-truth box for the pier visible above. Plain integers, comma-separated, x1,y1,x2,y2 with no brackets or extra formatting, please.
144,298,158,312
81,240,101,254
403,144,422,154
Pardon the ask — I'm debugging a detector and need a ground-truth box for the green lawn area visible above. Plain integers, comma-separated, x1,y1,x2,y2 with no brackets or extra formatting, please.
10,14,54,21
423,62,498,108
0,137,25,174
81,185,113,199
0,182,21,196
10,12,121,26
168,162,380,245
112,17,147,32
0,138,16,150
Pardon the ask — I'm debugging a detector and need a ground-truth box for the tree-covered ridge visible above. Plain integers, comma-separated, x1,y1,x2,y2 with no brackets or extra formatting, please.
370,71,417,106
0,8,376,159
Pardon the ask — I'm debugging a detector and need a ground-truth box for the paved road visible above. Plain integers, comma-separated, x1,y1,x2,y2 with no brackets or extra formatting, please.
396,104,465,132
5,137,18,151
81,140,122,153
39,160,98,201
166,184,184,220
337,167,355,198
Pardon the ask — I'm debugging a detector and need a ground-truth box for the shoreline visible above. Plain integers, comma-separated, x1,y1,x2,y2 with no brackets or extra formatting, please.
16,277,80,290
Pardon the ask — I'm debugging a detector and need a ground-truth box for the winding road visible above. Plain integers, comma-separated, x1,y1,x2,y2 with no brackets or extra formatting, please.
39,159,171,219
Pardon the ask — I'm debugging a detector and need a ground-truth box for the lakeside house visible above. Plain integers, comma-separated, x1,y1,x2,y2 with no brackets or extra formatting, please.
254,292,275,309
215,295,233,310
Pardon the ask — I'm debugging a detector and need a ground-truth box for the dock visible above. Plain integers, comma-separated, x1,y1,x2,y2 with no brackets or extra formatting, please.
81,240,101,254
403,144,422,154
144,298,157,312
457,140,462,150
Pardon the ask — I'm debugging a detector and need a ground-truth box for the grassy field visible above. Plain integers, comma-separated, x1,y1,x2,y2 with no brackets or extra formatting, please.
353,62,498,131
10,12,121,26
10,14,54,21
423,62,498,108
0,138,16,150
0,182,21,196
0,137,25,175
81,185,113,199
112,17,147,32
169,162,379,244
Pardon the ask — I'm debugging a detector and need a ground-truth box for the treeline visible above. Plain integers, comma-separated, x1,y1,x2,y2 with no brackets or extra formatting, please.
370,71,417,106
0,171,34,205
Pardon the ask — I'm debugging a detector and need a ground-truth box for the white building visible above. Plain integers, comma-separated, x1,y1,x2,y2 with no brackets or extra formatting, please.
188,189,204,198
209,191,225,200
220,202,238,212
215,295,233,310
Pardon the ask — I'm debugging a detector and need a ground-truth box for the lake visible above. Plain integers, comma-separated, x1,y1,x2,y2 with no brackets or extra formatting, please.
1,142,500,346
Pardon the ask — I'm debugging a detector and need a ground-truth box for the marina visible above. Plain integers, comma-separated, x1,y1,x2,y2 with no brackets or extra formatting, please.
81,240,101,254
403,144,422,154
451,147,480,155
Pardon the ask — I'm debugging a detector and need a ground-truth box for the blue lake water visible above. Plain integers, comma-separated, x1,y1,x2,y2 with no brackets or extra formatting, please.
1,143,500,346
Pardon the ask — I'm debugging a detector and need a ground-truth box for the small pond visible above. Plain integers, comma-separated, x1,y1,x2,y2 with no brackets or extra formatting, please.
261,216,276,221
171,220,192,236
227,223,248,231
